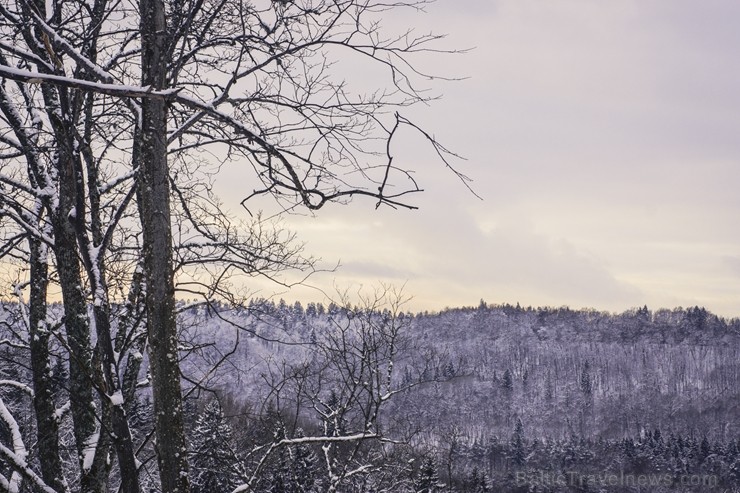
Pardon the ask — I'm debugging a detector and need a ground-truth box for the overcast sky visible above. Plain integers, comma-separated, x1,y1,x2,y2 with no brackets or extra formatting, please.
225,0,740,317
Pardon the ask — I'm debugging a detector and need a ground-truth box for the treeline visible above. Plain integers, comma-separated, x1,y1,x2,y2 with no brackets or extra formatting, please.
427,302,740,345
201,298,740,344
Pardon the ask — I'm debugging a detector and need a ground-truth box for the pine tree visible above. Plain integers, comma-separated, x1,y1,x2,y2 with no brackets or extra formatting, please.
502,369,513,393
467,467,489,493
545,370,554,401
442,361,455,378
190,399,240,493
288,428,320,492
699,436,711,463
477,471,490,493
129,394,153,443
323,390,346,436
269,446,290,493
415,456,441,493
510,418,526,467
580,360,592,396
50,356,68,405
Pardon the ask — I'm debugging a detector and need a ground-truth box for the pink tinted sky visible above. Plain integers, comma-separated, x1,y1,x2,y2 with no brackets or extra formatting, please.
219,0,740,317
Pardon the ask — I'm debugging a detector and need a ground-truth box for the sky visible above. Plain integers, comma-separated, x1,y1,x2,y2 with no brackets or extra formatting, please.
221,0,740,317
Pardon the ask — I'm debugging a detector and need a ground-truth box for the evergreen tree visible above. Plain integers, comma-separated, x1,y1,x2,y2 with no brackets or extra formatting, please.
510,418,527,467
545,370,554,401
288,429,320,493
269,446,291,493
129,394,153,443
415,456,441,493
323,390,346,436
502,369,513,393
306,303,317,318
466,467,489,493
700,436,711,463
580,360,592,396
50,356,68,405
190,399,240,493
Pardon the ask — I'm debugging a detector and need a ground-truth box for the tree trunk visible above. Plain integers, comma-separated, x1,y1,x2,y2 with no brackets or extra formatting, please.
82,91,142,493
51,148,108,493
138,0,190,489
93,300,142,493
28,237,67,493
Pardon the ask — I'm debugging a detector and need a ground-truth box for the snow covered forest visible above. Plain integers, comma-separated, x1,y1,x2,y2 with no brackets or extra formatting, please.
0,0,737,490
181,299,740,492
0,296,739,492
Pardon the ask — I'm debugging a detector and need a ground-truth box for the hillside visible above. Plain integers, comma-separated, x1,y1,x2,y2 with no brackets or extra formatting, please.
1,299,738,491
173,299,740,491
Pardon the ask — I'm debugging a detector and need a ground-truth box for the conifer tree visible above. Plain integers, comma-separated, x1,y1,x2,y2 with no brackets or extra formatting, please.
467,467,490,493
415,456,441,493
128,394,153,443
267,428,321,493
502,369,514,393
190,399,240,493
510,418,527,467
580,360,592,396
545,370,554,401
289,430,320,493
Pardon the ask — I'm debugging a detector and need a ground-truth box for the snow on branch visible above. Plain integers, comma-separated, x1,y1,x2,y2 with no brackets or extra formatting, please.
54,401,71,423
0,380,33,397
0,66,181,100
0,442,58,493
231,431,381,493
0,396,27,492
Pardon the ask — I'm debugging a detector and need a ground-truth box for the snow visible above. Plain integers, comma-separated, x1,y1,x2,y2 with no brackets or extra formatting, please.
54,401,71,421
0,380,34,397
98,170,137,195
81,430,100,473
0,66,180,99
0,442,59,493
0,396,28,492
11,283,30,333
0,206,54,246
0,399,26,461
109,390,124,406
87,245,107,307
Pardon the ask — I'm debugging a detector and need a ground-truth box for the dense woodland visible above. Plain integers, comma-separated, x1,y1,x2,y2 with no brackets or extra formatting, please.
3,297,736,492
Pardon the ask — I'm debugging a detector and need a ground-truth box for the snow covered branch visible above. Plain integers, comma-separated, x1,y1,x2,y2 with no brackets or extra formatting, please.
0,66,181,100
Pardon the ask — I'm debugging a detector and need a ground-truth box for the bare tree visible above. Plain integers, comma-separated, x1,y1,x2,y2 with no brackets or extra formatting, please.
235,286,424,493
0,0,464,492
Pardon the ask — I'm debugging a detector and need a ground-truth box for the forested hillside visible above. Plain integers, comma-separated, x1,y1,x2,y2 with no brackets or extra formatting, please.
173,299,740,492
1,298,738,491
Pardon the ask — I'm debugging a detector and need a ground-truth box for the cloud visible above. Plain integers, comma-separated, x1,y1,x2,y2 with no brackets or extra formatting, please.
723,256,740,278
296,199,644,312
338,260,414,280
211,0,740,318
412,209,644,309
